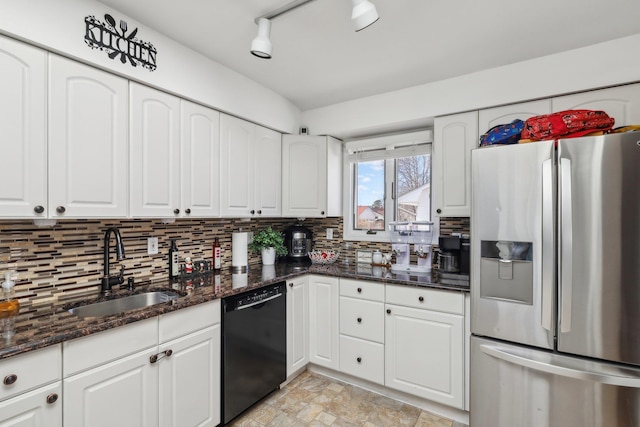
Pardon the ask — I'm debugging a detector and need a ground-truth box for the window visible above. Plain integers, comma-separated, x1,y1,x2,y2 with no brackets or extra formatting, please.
343,131,434,242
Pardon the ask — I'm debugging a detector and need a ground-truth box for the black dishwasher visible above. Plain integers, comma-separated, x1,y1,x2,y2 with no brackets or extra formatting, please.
221,281,286,425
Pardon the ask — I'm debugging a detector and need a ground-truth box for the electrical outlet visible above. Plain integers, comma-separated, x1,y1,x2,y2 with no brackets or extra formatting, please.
147,237,158,255
326,228,334,239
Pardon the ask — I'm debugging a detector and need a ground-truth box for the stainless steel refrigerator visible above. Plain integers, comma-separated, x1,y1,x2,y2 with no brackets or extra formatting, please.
470,133,640,427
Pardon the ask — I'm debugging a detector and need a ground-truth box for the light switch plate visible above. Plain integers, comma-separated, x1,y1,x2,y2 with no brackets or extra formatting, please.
326,228,333,239
147,237,158,255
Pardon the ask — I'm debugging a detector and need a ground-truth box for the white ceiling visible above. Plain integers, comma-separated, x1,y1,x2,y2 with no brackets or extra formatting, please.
98,0,640,111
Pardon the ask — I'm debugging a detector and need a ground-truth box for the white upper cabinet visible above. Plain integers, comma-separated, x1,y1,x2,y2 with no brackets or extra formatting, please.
130,83,181,218
478,99,552,137
254,125,282,217
219,113,282,217
552,83,640,127
282,135,342,218
180,100,220,217
48,55,129,218
0,36,47,218
432,111,478,217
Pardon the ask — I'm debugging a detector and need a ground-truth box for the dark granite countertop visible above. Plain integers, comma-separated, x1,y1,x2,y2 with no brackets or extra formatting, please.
0,262,468,360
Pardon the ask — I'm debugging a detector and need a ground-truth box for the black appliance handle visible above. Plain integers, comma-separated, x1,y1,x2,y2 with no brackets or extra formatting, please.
233,293,283,311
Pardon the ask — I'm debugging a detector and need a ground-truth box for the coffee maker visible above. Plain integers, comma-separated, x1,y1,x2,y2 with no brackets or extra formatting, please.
438,234,470,284
438,235,461,273
284,222,313,261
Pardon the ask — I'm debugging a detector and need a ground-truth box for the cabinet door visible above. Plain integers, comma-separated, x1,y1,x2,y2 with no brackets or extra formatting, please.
478,99,551,137
552,83,640,126
159,325,220,427
0,36,47,218
286,276,309,377
180,100,220,217
385,304,464,409
130,83,181,218
282,135,327,217
63,349,159,427
432,111,478,217
254,125,282,217
219,114,254,217
0,383,61,427
49,55,128,218
308,275,339,369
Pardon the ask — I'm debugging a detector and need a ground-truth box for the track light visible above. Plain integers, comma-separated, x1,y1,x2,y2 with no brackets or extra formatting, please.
251,18,272,59
250,0,379,59
351,0,379,32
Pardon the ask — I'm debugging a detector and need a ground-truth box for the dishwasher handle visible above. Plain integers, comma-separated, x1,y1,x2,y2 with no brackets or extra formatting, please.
233,292,283,311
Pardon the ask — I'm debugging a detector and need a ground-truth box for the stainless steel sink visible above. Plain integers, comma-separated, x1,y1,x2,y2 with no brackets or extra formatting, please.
68,291,180,318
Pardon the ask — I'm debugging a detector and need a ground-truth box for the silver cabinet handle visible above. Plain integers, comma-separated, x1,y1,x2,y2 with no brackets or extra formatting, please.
541,158,554,331
480,343,640,387
559,158,573,333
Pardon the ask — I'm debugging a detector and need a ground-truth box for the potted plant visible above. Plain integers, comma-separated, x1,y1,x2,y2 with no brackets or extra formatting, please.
249,227,287,265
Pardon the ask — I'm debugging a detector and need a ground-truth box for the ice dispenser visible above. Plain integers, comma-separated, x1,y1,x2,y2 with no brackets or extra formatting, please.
480,240,533,304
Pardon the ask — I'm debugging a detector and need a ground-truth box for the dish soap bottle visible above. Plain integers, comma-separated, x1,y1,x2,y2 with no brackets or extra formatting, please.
0,272,20,317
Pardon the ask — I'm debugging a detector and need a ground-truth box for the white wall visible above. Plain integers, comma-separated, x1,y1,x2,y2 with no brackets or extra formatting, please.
0,0,301,133
303,34,640,139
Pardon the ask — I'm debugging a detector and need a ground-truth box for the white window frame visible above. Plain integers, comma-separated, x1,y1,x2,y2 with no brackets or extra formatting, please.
343,130,438,243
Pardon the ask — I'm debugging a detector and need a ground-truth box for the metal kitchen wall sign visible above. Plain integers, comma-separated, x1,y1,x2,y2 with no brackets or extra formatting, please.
84,14,157,71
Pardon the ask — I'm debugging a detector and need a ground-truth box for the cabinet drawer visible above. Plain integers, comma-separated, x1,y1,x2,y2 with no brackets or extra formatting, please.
159,300,220,344
339,335,384,385
0,345,61,402
339,297,384,343
63,317,158,377
385,285,464,315
340,279,384,302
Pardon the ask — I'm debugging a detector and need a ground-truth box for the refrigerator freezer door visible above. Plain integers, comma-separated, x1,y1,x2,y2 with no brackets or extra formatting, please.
471,336,640,427
471,141,555,349
557,133,640,366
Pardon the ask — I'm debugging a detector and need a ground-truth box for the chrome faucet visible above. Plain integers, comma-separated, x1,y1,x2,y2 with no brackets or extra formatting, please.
101,227,126,296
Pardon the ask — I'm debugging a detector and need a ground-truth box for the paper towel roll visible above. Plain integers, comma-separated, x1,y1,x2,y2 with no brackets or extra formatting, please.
232,232,248,269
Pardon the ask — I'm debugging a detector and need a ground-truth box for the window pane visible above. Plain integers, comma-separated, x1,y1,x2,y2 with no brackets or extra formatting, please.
355,160,385,231
396,154,431,222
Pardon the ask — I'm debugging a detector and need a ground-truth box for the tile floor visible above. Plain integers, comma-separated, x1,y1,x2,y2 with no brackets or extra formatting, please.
228,370,468,427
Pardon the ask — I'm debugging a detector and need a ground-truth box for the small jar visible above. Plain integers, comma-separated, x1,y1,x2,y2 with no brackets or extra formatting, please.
372,250,383,264
340,242,354,265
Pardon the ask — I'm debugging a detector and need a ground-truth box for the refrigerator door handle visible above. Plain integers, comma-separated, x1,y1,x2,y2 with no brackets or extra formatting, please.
480,343,640,387
541,158,553,331
559,158,573,333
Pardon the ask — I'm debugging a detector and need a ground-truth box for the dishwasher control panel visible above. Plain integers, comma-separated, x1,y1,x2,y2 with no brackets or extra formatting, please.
224,281,285,311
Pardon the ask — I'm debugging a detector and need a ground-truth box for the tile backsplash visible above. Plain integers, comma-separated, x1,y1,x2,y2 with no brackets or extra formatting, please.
0,216,468,305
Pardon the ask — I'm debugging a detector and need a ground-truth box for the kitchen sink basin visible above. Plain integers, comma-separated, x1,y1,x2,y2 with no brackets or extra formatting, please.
67,291,180,318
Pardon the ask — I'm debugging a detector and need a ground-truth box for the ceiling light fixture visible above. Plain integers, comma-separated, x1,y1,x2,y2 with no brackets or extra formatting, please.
351,0,379,32
250,0,379,59
250,18,273,58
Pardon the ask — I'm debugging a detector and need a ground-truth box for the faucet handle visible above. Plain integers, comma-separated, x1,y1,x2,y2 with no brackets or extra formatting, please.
117,265,125,284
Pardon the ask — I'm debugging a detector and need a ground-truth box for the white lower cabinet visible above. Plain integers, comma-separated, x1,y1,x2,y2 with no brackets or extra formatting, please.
385,285,465,409
63,301,221,427
158,300,221,427
0,345,62,427
308,275,340,370
338,279,385,385
287,276,309,377
158,325,220,427
0,382,62,427
339,335,384,385
63,348,159,427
